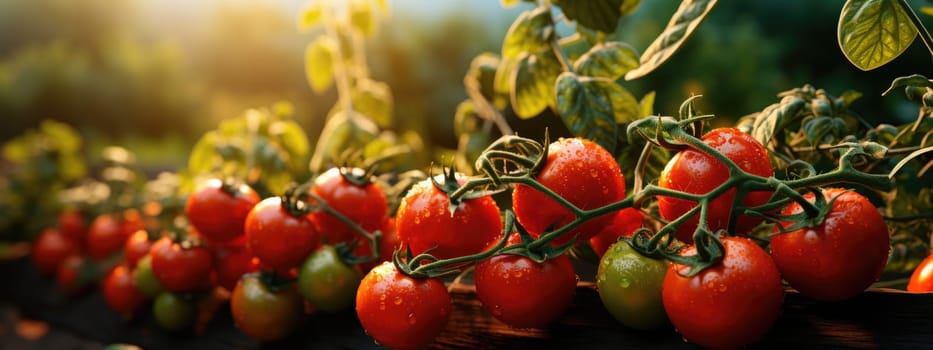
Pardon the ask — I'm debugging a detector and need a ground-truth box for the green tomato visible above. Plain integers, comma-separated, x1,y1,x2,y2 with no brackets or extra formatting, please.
152,292,196,332
596,240,668,330
133,254,164,298
296,245,362,312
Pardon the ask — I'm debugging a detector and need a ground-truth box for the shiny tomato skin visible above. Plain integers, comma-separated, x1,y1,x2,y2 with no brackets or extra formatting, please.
474,252,577,328
308,168,388,245
152,292,196,332
58,209,87,243
56,255,97,295
133,254,164,298
662,237,783,349
356,262,451,350
770,188,889,301
297,245,362,313
32,228,80,276
102,264,144,316
185,179,260,243
123,230,152,268
908,254,933,292
87,214,129,261
354,217,401,272
245,197,321,271
149,237,213,293
231,273,304,341
396,175,502,261
597,240,668,330
658,128,773,244
513,138,626,246
589,208,645,258
212,242,258,292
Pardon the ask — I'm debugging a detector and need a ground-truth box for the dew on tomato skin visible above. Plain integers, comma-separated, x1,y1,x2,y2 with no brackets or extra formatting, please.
618,278,631,288
512,271,523,278
379,293,387,301
492,305,503,317
394,296,403,305
407,313,417,325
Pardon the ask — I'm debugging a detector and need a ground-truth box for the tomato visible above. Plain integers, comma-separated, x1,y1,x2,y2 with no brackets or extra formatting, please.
663,236,783,349
513,138,626,246
133,254,164,298
297,245,362,313
908,254,933,292
58,209,87,243
87,214,129,261
307,167,388,245
770,188,889,301
356,262,451,350
596,240,668,330
153,292,196,332
657,128,773,244
150,237,213,293
185,179,260,243
354,217,400,272
123,230,152,268
102,264,144,316
231,273,304,341
212,241,258,292
121,209,146,238
397,174,502,260
474,250,577,328
32,228,80,276
589,208,645,258
245,197,321,272
56,255,97,295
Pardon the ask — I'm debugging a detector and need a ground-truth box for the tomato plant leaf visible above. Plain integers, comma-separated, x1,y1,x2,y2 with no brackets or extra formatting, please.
574,41,640,80
625,0,717,80
501,6,553,59
297,2,324,32
188,131,220,173
454,100,479,137
882,74,933,96
640,91,656,117
350,0,376,36
271,120,310,172
838,0,918,71
353,79,394,128
752,96,806,147
803,116,847,144
501,0,521,8
554,0,640,33
305,38,336,93
923,6,933,16
466,53,505,108
511,51,563,119
309,112,379,172
555,73,620,151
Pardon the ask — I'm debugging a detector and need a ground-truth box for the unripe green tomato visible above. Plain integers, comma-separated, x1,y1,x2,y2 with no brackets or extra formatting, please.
152,292,196,332
596,240,668,330
133,254,164,298
297,245,362,312
905,86,926,101
923,91,933,107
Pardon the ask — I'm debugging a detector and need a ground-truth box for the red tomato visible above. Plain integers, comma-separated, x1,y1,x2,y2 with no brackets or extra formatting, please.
474,251,577,328
908,254,933,292
102,264,144,316
354,217,401,272
57,209,87,243
185,179,260,243
123,230,153,268
588,208,645,257
662,236,783,349
231,273,304,341
121,209,146,238
770,188,889,301
356,262,451,350
397,174,502,261
213,242,259,291
657,128,773,244
87,214,129,261
308,168,388,245
56,255,96,295
32,228,80,276
512,138,626,246
149,237,213,293
245,197,320,271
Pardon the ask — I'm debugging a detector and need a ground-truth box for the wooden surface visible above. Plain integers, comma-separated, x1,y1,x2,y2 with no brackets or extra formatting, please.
3,257,933,349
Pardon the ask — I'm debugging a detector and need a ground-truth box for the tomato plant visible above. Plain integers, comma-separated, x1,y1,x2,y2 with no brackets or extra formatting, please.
307,167,387,245
149,236,213,293
231,273,305,341
596,240,668,331
589,208,645,258
101,264,144,317
297,245,362,313
185,179,260,243
662,237,783,349
771,188,890,301
152,292,197,332
31,228,79,276
354,217,400,272
513,138,626,246
245,197,320,271
657,128,774,244
356,262,451,350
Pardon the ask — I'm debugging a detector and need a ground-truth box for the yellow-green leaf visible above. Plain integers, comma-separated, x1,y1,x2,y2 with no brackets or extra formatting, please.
511,51,563,119
838,0,918,71
305,37,336,93
350,0,376,36
625,0,718,80
639,91,656,117
466,53,503,107
501,0,521,8
270,120,310,172
297,2,324,32
554,0,632,33
188,131,221,173
574,41,640,80
555,73,619,151
309,112,379,172
922,6,933,16
502,7,553,59
353,79,394,128
454,100,479,136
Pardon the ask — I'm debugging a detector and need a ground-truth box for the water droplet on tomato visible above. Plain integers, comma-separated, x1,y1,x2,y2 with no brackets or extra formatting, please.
408,313,417,325
379,293,387,301
512,271,523,278
394,296,403,305
718,284,727,292
492,305,503,316
619,278,630,288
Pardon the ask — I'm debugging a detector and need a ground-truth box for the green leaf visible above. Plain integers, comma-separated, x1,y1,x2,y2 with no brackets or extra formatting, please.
271,120,310,171
803,117,847,144
297,2,324,32
453,100,480,136
625,0,718,80
309,112,379,172
465,53,503,107
2,138,30,164
882,74,933,96
494,57,519,96
353,79,394,128
502,7,553,59
188,131,221,173
752,96,806,147
607,82,640,124
555,73,620,151
838,0,918,71
40,120,81,154
350,0,376,36
305,38,336,93
923,6,933,16
554,0,639,33
511,51,563,119
639,91,656,117
573,41,640,80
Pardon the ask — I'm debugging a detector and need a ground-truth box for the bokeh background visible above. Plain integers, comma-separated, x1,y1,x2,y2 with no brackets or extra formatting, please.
1,0,930,172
